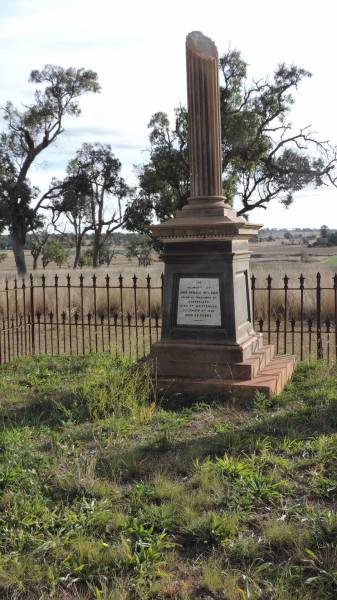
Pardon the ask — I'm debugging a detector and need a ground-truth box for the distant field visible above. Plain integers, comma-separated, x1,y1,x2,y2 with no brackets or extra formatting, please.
1,241,337,278
251,241,337,266
324,256,337,266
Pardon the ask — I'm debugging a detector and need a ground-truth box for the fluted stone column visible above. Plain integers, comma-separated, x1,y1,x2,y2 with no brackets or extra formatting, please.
186,31,222,200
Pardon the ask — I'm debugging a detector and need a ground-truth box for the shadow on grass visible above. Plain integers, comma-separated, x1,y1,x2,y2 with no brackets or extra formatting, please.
97,361,337,481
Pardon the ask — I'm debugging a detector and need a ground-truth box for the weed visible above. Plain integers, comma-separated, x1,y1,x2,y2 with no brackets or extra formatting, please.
195,453,253,480
74,355,155,421
238,473,285,506
254,390,273,412
180,510,238,545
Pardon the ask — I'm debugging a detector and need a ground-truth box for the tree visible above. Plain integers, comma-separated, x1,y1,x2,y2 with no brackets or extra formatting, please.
98,240,116,266
327,231,337,245
126,51,337,231
320,225,329,239
30,228,49,269
41,239,69,269
54,143,130,267
51,169,92,268
78,242,116,267
126,236,153,267
125,108,189,232
0,65,100,275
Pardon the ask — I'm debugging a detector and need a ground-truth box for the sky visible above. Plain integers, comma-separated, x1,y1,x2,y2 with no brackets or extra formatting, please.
1,0,337,229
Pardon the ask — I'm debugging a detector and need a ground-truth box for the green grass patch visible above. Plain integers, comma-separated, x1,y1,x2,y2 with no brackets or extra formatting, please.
1,355,337,598
325,255,337,266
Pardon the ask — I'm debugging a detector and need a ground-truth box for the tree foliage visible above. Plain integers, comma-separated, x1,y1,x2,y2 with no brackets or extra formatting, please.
126,50,337,232
50,168,92,268
30,227,50,269
79,241,117,267
52,143,130,268
0,65,100,274
41,239,69,269
125,108,189,232
126,235,153,267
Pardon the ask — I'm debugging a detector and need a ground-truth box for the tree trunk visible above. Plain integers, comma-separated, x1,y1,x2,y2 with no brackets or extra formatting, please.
92,232,100,268
32,254,39,270
11,231,27,276
73,241,82,268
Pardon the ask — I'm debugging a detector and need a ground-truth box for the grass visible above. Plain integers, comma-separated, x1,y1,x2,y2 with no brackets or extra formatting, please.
325,256,337,266
1,355,337,597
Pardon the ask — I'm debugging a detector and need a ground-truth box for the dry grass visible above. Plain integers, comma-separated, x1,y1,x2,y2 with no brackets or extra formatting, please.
0,264,163,320
252,263,337,321
0,257,336,323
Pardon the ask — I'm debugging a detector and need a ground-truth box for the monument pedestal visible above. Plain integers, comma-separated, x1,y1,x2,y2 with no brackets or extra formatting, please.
149,211,295,399
148,31,295,398
151,340,296,399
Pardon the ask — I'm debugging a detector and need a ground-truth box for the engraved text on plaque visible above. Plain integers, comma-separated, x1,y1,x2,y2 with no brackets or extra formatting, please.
177,277,221,326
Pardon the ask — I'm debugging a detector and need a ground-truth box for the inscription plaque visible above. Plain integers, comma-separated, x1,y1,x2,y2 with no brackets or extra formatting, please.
176,277,221,326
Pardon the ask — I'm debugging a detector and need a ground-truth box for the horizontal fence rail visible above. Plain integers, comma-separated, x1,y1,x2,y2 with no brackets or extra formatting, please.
0,271,335,365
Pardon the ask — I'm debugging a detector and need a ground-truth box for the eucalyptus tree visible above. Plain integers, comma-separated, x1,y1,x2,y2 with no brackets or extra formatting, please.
30,227,50,270
53,143,130,268
125,50,337,232
0,65,100,274
50,169,92,268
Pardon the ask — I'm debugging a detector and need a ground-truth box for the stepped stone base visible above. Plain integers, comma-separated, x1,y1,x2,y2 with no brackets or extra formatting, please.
155,355,296,399
150,336,296,399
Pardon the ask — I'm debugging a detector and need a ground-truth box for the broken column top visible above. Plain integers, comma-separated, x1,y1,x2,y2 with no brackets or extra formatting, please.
186,31,218,59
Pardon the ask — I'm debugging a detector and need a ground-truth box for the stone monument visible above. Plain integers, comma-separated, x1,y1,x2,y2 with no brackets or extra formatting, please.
149,31,295,397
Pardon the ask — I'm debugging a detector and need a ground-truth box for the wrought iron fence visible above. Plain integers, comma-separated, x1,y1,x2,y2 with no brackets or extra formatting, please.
251,272,337,362
0,271,335,365
0,273,163,364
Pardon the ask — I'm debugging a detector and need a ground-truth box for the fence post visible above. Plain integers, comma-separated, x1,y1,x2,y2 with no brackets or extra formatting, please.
55,274,60,355
133,274,139,359
147,274,152,348
22,278,27,355
5,280,10,361
92,274,98,352
316,272,323,359
67,274,72,355
276,318,280,354
251,275,256,327
14,278,18,357
119,274,125,353
267,275,272,344
30,274,35,355
283,274,289,354
333,273,337,360
299,274,304,361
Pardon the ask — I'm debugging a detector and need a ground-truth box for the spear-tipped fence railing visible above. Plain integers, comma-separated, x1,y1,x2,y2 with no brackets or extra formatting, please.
251,272,337,362
0,271,335,365
0,273,163,364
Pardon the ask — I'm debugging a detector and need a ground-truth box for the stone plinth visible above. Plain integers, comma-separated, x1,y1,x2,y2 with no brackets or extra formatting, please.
149,234,295,398
148,32,295,399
